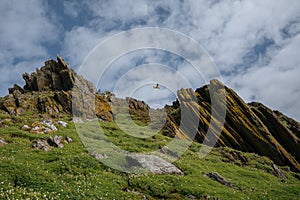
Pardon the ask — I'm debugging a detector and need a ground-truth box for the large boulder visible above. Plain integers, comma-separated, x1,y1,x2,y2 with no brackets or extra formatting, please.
126,154,183,175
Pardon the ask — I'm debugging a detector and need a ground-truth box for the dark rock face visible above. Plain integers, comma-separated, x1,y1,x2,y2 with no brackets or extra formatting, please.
23,55,81,92
8,84,24,94
165,80,300,172
1,94,17,115
249,102,300,164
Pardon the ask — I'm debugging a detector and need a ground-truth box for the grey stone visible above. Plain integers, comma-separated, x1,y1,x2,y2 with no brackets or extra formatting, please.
65,136,73,143
94,153,109,159
272,164,287,179
57,120,68,128
47,135,64,148
0,137,7,146
205,172,237,189
31,140,50,151
73,118,84,123
126,154,183,175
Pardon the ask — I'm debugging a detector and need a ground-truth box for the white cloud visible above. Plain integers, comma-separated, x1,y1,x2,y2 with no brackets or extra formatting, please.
62,27,105,68
1,0,299,120
86,0,152,22
60,0,300,120
63,1,81,18
229,33,300,119
0,0,58,95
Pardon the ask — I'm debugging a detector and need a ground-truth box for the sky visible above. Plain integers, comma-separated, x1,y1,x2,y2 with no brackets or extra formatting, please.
0,0,300,121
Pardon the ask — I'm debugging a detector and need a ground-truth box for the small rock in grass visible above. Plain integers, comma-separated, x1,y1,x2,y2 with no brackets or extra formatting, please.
73,118,84,123
187,194,196,199
205,172,237,189
57,120,68,127
31,135,71,151
272,164,287,179
47,135,64,148
0,119,8,128
21,124,31,131
0,137,7,146
42,120,57,131
94,153,108,159
44,128,52,134
65,136,72,143
30,125,45,134
31,140,50,151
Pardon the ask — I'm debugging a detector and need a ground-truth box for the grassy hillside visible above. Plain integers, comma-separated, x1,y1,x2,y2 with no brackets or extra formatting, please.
0,113,300,199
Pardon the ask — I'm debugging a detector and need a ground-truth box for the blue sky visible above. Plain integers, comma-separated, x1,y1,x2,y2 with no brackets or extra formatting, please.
0,0,300,120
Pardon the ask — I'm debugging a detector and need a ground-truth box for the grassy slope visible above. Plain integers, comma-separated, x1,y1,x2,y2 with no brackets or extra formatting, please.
0,113,300,199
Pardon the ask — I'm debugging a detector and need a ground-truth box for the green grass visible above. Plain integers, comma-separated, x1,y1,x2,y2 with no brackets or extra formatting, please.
0,113,300,199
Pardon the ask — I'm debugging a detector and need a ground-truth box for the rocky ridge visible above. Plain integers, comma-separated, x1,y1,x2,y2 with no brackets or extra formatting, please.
0,55,111,119
165,80,300,172
0,56,300,172
0,56,150,122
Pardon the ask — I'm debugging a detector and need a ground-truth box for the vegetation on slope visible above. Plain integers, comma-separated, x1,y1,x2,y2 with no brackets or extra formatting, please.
0,113,300,199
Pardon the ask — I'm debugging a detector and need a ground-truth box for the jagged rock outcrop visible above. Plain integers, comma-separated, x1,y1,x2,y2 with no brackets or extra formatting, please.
8,84,24,94
0,55,111,119
249,102,300,163
21,55,93,93
274,110,300,141
31,135,72,151
1,56,300,173
164,80,300,172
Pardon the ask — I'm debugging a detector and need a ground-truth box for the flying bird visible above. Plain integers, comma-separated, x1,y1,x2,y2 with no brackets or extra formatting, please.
153,83,160,89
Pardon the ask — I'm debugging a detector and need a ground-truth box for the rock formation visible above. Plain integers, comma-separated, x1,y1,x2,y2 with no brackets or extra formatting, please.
31,135,72,151
164,80,300,172
0,55,110,119
1,56,300,173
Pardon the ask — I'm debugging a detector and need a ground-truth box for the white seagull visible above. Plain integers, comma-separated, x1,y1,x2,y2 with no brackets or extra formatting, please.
153,83,160,89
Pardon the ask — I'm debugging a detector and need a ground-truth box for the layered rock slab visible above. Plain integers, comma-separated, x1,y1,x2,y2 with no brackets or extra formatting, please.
165,80,300,172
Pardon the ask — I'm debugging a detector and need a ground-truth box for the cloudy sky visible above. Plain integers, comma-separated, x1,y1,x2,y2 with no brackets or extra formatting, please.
0,0,300,120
